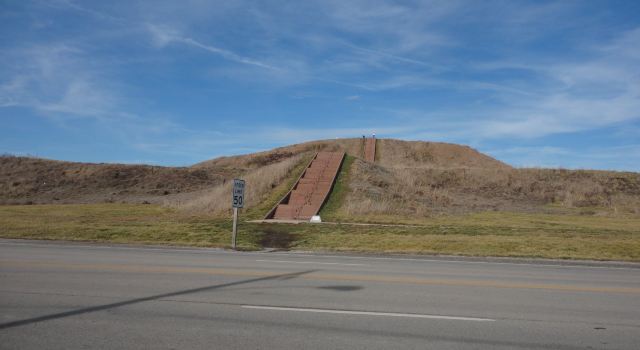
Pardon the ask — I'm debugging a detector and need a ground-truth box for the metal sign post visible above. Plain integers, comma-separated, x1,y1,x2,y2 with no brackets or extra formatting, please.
231,207,239,249
231,179,245,249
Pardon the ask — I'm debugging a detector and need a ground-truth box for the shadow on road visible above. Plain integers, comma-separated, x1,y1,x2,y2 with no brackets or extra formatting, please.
317,285,363,292
0,269,316,330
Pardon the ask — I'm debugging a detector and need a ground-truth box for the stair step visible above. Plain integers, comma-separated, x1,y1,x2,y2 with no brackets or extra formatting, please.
268,151,344,220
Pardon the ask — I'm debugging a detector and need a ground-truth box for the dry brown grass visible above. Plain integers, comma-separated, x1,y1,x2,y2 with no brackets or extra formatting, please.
0,155,227,205
0,143,317,207
3,138,638,222
1,138,507,206
167,154,306,216
376,139,510,169
339,159,640,220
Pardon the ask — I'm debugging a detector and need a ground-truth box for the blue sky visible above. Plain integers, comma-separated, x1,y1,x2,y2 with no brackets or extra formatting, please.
1,0,639,170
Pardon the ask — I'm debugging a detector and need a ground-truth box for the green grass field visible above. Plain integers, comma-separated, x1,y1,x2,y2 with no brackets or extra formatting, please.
1,204,639,261
319,155,355,221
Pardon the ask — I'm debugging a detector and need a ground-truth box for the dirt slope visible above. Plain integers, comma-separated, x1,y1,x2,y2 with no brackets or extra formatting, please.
0,157,228,205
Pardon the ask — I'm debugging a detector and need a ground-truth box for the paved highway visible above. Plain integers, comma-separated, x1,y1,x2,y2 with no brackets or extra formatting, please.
1,239,639,349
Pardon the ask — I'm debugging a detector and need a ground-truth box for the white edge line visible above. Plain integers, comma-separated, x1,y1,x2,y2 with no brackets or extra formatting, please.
241,305,495,322
255,259,365,266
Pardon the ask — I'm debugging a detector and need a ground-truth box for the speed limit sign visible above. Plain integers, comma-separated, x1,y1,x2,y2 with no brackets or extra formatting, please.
232,179,245,208
230,179,245,250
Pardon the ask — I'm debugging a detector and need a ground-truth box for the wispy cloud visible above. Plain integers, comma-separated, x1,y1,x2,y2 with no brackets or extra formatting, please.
52,0,126,23
2,0,639,169
487,145,640,171
129,124,412,163
0,76,29,107
39,78,118,118
1,44,118,120
476,32,640,139
0,40,179,151
342,42,446,71
147,24,280,71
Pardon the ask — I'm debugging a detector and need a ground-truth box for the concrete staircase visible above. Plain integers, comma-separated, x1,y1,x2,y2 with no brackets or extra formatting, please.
265,151,345,221
364,137,376,163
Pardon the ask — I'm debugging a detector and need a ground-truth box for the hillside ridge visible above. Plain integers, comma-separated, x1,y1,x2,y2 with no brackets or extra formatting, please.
2,139,639,219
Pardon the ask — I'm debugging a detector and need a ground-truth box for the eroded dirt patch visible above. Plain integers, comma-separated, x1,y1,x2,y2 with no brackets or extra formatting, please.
258,228,298,249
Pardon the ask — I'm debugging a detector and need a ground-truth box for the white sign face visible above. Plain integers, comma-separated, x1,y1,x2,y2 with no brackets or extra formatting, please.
232,179,245,208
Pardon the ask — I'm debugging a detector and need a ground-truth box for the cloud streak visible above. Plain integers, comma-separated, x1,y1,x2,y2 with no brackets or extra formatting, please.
147,24,280,71
2,0,639,170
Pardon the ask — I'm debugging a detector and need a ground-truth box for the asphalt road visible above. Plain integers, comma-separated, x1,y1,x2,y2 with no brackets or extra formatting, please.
1,239,639,349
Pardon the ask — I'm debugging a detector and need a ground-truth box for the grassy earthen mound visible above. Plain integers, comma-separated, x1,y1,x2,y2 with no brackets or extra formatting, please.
2,138,639,219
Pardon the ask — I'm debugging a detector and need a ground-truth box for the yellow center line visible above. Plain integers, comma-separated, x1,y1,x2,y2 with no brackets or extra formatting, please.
2,260,639,294
307,273,640,294
0,260,271,278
